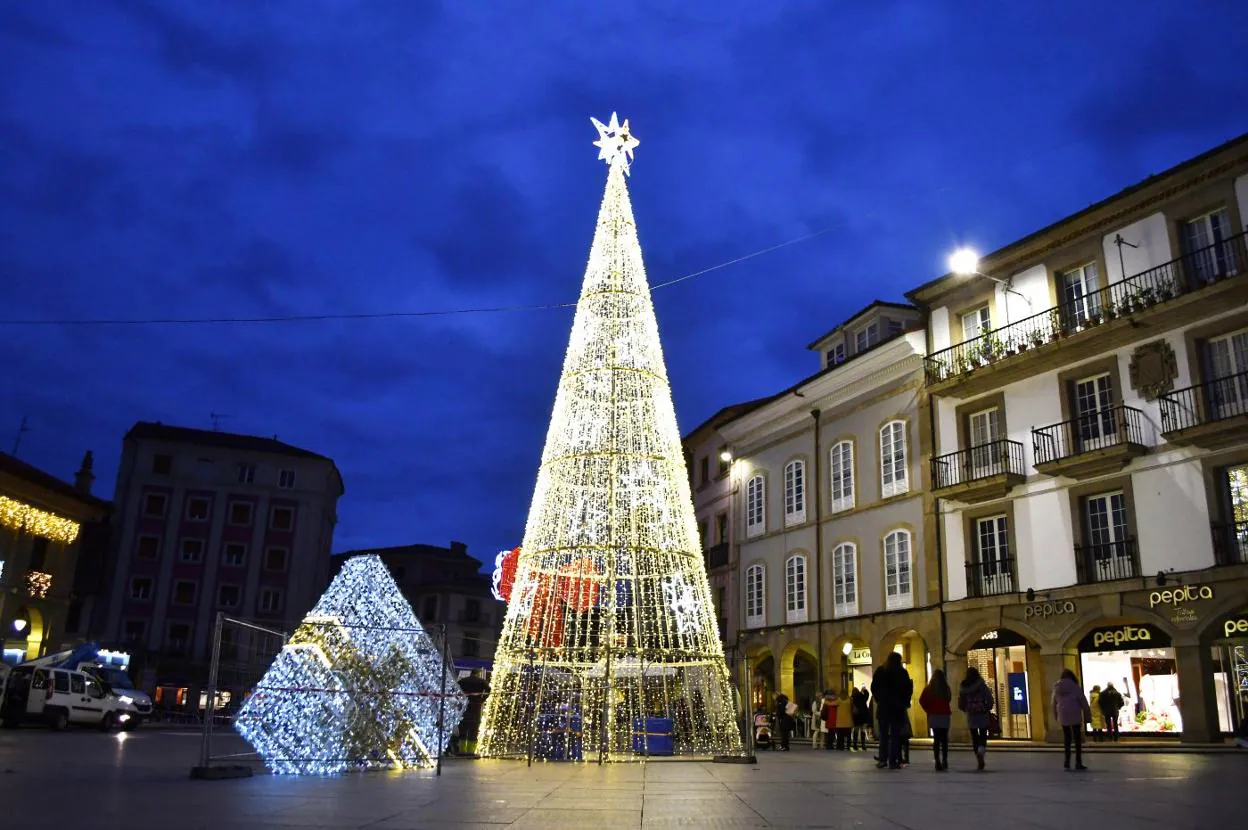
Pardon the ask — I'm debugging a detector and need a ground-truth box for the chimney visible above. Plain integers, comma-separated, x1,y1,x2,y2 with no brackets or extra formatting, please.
450,540,467,556
75,450,95,495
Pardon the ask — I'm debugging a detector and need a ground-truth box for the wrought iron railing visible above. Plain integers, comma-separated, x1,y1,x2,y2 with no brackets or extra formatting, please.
925,230,1248,384
1212,520,1248,566
1032,406,1145,465
1074,538,1139,584
965,558,1016,598
1159,369,1248,433
705,542,730,570
932,439,1026,490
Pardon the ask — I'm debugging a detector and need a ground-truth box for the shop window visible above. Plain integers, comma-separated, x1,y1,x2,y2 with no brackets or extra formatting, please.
783,460,806,526
1078,624,1181,734
829,441,855,512
832,543,857,618
884,530,913,610
744,564,765,628
784,554,807,624
745,474,765,538
966,628,1032,739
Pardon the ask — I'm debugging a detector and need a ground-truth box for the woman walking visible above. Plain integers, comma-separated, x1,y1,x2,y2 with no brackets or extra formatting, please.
1088,685,1105,742
1053,668,1092,771
958,667,994,771
919,670,952,771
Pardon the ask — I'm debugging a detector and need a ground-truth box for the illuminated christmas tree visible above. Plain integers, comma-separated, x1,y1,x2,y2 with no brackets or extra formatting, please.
235,555,467,775
478,114,743,760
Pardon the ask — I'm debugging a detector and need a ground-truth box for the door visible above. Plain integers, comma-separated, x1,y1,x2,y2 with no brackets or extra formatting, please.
1205,329,1248,419
26,669,48,716
1085,492,1132,580
967,407,1002,477
1184,208,1238,285
975,515,1013,596
1062,263,1102,328
68,674,106,724
1074,374,1116,451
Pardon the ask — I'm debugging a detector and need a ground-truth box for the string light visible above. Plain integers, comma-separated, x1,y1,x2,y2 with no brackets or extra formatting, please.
25,570,52,599
234,555,467,775
0,495,80,544
478,116,743,761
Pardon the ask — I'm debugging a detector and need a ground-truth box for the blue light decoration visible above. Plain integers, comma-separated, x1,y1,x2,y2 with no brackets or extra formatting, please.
234,554,467,775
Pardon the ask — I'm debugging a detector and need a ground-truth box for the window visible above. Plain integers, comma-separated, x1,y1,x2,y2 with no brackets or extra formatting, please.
123,620,146,642
166,623,191,654
884,530,913,610
717,448,730,477
259,588,284,614
152,454,173,475
715,512,728,544
698,520,709,548
269,506,294,531
973,515,1013,595
136,535,160,559
1073,372,1116,449
237,463,256,484
745,474,766,538
829,441,854,512
698,456,709,486
886,319,905,338
464,599,481,622
880,421,909,497
218,584,240,608
855,322,880,352
745,564,765,628
222,543,246,567
785,554,807,624
422,596,438,622
129,577,153,601
180,538,204,563
172,580,197,605
278,468,296,489
53,671,69,694
961,305,991,341
143,493,167,518
195,458,214,481
1085,491,1130,555
228,502,253,526
967,407,1002,473
783,460,806,525
1061,262,1102,328
186,496,210,521
832,543,857,617
264,547,288,571
70,674,85,695
827,342,846,366
461,632,481,658
1205,328,1248,418
1183,208,1237,284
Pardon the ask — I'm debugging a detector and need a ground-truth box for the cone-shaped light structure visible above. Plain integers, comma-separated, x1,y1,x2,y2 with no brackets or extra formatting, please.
478,115,743,760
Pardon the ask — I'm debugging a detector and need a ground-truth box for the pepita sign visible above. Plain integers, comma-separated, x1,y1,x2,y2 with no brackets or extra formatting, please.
1023,600,1076,620
1148,584,1213,608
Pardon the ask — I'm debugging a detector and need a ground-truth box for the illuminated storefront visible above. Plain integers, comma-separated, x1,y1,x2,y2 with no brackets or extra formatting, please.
966,629,1031,739
1213,613,1248,736
1078,624,1181,735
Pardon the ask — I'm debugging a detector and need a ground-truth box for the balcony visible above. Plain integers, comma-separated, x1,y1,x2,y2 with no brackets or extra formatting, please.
932,440,1027,502
925,230,1248,396
1032,406,1148,479
1212,521,1248,566
704,542,730,570
1159,370,1248,450
965,558,1017,599
1074,538,1140,584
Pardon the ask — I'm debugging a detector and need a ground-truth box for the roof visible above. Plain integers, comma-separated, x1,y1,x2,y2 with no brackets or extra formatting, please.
804,300,917,351
906,130,1248,303
0,450,110,513
681,396,777,445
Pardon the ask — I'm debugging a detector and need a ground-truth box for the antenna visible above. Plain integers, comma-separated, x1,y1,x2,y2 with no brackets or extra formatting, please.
10,415,30,456
209,412,233,432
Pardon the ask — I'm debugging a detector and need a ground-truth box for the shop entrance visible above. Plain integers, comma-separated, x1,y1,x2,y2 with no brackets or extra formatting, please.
1212,610,1248,736
966,628,1032,739
837,640,873,694
1077,624,1181,735
751,655,775,713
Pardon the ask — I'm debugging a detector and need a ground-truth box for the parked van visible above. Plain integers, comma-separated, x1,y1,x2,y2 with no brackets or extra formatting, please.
0,665,140,730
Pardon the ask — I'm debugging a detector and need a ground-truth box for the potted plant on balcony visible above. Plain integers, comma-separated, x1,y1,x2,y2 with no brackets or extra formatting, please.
1029,329,1046,349
979,334,1002,364
1139,286,1157,308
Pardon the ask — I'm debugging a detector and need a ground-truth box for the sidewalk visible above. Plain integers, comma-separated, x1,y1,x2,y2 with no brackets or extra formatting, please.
781,737,1245,754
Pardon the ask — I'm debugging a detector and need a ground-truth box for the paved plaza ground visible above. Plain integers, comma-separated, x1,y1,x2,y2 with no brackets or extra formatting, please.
1,728,1244,829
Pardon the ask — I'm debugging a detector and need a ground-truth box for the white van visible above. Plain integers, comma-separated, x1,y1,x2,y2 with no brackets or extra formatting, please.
0,665,139,730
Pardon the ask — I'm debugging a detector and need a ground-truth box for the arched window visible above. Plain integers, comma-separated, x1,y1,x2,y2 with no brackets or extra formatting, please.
746,474,766,538
884,529,913,610
745,564,766,628
831,543,858,618
783,460,806,526
880,421,909,498
829,440,855,513
785,554,807,624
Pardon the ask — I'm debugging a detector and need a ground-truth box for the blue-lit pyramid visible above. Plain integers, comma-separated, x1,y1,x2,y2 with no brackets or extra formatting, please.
235,554,467,775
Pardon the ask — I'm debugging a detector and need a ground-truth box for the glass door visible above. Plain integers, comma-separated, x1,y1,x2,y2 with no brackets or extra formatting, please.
1086,492,1132,580
968,407,1002,477
1062,263,1101,328
1184,208,1238,285
1206,329,1248,419
1074,374,1117,451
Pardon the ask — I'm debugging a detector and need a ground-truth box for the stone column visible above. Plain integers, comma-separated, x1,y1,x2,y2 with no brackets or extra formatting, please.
1174,642,1219,743
1037,649,1079,743
944,651,970,743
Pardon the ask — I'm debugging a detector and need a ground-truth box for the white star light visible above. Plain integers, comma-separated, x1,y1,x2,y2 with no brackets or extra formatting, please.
662,574,701,635
591,112,639,174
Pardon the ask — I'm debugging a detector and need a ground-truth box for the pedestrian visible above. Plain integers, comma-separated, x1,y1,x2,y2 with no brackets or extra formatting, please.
957,667,994,771
899,715,911,767
774,693,794,751
1088,685,1105,742
811,692,825,749
850,685,870,750
835,685,854,750
820,691,837,750
1098,682,1125,742
870,652,913,770
1053,668,1092,771
919,669,952,771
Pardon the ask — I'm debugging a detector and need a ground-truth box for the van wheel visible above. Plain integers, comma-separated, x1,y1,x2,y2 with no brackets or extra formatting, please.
99,712,116,732
49,711,69,731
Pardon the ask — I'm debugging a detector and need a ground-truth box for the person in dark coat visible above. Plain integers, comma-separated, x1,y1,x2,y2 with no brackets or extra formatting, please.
457,671,489,755
1098,682,1126,742
774,693,795,750
850,686,870,750
870,652,913,769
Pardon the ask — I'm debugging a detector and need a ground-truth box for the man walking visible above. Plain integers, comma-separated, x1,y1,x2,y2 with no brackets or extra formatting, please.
870,652,913,769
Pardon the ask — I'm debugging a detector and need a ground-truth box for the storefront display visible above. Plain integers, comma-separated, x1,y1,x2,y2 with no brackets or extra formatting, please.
1213,613,1248,736
967,629,1031,739
1078,624,1181,735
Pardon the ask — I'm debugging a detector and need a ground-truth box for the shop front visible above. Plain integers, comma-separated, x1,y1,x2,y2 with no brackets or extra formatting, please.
1212,611,1248,736
966,628,1032,739
1077,624,1181,736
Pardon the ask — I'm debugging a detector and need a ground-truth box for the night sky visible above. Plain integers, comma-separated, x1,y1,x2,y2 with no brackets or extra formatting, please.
3,2,1246,564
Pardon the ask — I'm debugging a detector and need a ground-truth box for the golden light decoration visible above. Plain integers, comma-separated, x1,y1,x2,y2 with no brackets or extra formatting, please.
0,495,80,544
26,570,52,599
477,115,743,762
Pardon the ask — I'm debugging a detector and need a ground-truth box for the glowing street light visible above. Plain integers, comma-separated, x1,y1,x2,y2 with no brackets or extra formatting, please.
948,247,980,276
719,450,733,464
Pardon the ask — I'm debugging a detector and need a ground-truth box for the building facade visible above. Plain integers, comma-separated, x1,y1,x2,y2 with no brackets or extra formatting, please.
718,301,941,737
333,541,505,667
1,451,108,664
910,133,1248,742
98,422,343,708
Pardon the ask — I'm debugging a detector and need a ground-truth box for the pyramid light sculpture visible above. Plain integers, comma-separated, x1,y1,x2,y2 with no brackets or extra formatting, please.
478,114,743,760
235,554,467,774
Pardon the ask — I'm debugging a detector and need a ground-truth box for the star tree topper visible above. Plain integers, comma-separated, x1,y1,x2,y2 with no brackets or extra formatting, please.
591,112,639,174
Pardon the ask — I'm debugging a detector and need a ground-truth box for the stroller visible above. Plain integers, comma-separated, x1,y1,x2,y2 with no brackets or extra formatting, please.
754,711,774,750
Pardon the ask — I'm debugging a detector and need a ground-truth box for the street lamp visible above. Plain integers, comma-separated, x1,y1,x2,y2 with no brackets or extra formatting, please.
947,247,1031,317
12,617,28,634
719,449,733,464
842,641,853,656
